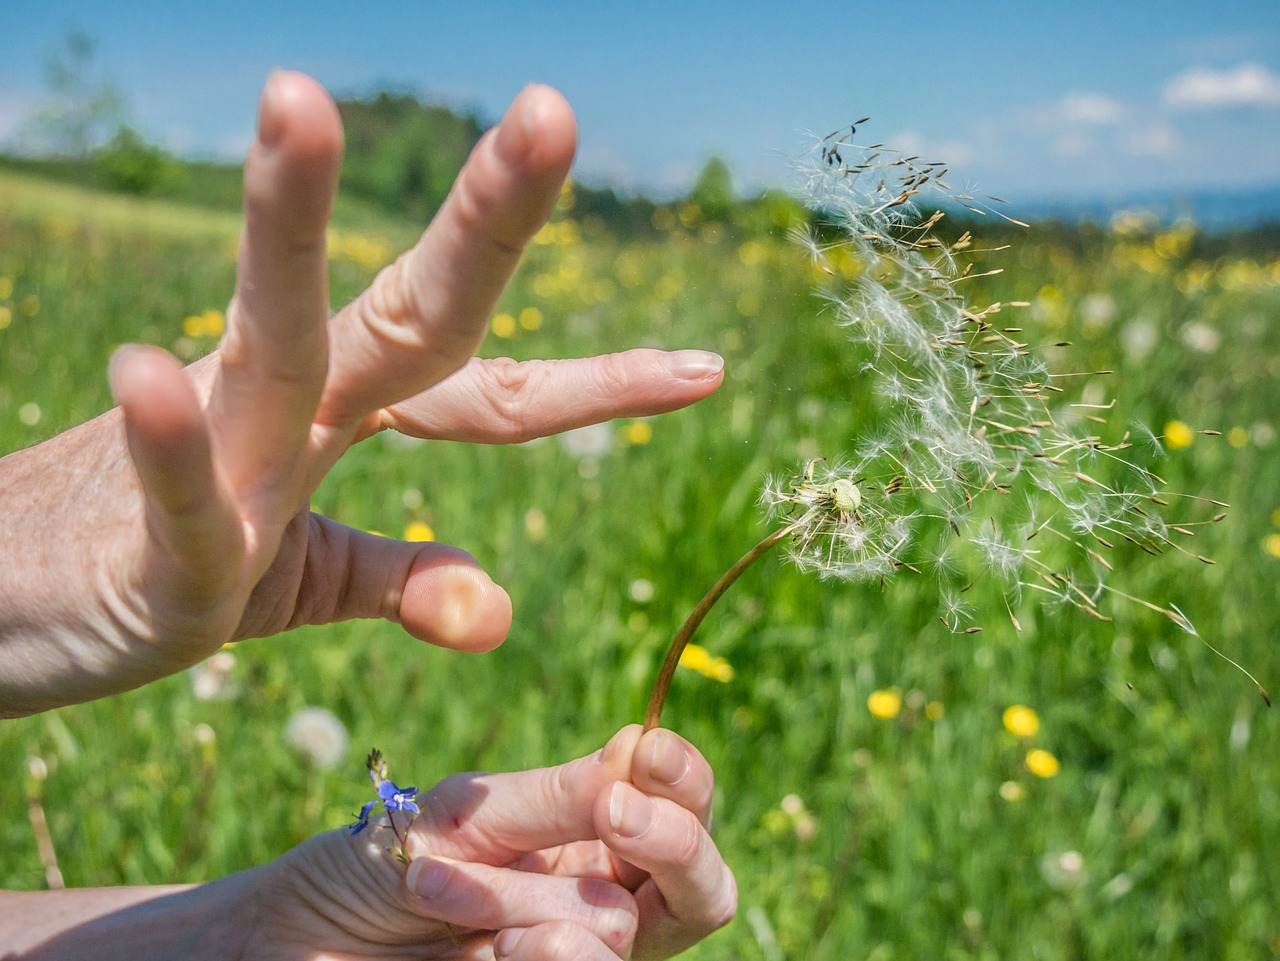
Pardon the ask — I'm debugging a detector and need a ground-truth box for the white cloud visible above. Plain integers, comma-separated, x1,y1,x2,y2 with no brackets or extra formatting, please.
1058,92,1127,126
0,94,37,147
215,130,253,160
1163,63,1280,109
163,125,195,154
1122,124,1178,158
1052,130,1098,161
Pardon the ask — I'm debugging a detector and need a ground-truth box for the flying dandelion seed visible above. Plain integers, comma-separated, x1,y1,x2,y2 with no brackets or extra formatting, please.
641,121,1258,733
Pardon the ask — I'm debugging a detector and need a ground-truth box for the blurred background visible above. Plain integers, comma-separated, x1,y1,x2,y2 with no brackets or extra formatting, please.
2,3,1279,957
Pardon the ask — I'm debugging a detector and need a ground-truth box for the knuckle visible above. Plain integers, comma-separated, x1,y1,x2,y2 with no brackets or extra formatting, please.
358,257,430,348
471,358,548,443
581,351,635,399
669,815,708,869
447,165,529,260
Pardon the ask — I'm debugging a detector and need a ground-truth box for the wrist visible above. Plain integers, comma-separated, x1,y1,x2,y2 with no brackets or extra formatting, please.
6,868,262,961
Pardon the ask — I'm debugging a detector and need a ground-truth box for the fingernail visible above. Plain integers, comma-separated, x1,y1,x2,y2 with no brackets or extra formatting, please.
494,927,525,959
649,730,690,786
107,344,141,397
406,857,450,899
596,725,630,768
494,84,539,164
664,349,724,380
257,71,286,149
609,782,655,839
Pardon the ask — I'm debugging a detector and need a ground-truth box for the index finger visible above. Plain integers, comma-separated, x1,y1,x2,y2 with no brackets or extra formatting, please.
318,84,576,429
412,725,644,865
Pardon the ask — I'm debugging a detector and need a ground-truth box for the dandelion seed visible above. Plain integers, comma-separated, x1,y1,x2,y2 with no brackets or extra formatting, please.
18,402,41,427
1039,849,1086,889
643,121,1241,732
284,707,349,770
628,578,656,603
559,422,614,460
999,780,1024,802
188,650,239,702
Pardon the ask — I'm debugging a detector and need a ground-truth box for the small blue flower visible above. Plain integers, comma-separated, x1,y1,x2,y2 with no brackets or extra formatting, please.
378,779,420,815
349,800,377,835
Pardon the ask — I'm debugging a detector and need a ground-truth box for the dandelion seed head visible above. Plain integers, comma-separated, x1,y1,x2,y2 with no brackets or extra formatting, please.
285,707,349,770
768,121,1223,637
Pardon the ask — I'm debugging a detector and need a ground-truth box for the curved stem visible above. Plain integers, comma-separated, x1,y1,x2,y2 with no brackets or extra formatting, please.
643,524,797,732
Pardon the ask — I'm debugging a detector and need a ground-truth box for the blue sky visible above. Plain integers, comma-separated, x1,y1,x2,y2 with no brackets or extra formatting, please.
2,1,1279,202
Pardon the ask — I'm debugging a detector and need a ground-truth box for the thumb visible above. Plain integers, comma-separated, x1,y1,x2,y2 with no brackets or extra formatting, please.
420,726,645,864
295,515,512,652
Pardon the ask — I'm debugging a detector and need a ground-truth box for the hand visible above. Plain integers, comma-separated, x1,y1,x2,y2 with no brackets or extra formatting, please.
241,726,735,960
0,73,723,717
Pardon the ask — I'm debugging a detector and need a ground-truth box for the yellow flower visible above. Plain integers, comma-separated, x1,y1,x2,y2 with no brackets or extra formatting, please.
519,306,543,331
1002,705,1041,738
867,688,902,720
1227,427,1250,449
737,240,766,266
555,179,575,213
182,308,225,338
1025,748,1060,778
924,701,945,721
490,312,517,338
625,421,653,445
327,230,391,270
1264,533,1280,560
0,276,12,299
678,643,734,683
403,521,435,542
0,305,10,331
1163,420,1195,450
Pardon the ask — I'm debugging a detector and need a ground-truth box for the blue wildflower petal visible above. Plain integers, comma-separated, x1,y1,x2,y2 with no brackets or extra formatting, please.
378,780,420,813
349,800,377,835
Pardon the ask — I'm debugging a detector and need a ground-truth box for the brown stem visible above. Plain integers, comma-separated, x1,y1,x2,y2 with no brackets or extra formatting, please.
642,524,798,732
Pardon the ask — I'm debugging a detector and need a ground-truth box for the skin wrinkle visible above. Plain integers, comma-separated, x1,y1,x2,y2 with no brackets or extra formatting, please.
286,514,347,629
470,358,549,444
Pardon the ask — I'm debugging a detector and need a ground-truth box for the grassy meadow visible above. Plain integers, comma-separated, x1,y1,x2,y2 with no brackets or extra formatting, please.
1,164,1279,959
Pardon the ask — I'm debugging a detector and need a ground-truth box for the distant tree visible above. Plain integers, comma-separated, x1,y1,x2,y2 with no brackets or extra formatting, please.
338,91,485,220
32,29,127,158
94,124,176,194
687,156,736,221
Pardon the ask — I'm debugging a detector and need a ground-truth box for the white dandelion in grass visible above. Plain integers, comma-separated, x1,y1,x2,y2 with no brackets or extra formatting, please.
643,122,1265,731
284,706,350,770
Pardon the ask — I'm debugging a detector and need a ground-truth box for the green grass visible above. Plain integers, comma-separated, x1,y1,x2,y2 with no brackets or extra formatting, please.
2,168,1279,958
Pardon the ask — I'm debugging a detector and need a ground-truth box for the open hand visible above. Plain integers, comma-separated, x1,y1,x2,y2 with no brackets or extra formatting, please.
0,73,723,716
